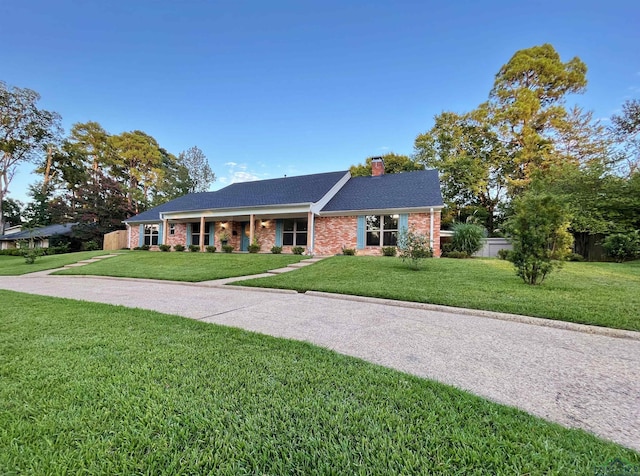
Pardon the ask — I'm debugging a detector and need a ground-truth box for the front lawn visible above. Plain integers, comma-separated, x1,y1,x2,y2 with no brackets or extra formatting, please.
0,251,112,276
238,257,640,332
1,290,637,474
53,251,305,281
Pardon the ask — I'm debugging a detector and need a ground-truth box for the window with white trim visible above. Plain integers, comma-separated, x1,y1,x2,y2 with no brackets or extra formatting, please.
169,223,175,235
283,219,307,246
143,224,159,246
366,215,398,246
190,223,210,246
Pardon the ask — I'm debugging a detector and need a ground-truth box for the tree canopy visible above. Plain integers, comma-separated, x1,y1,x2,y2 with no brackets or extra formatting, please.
349,153,423,177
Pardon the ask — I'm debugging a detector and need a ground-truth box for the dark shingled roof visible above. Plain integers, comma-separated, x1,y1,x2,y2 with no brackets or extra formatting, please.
321,169,443,212
126,171,349,222
0,223,77,241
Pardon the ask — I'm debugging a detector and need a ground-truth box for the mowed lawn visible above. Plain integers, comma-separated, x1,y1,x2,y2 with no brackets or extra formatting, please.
53,251,305,281
239,257,640,332
1,290,637,474
0,251,112,276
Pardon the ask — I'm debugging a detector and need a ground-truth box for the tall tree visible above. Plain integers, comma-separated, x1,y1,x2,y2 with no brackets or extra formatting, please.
414,110,510,233
611,98,640,175
1,197,22,228
349,153,423,177
178,145,215,193
67,121,114,183
109,131,164,214
488,43,587,191
0,81,61,234
151,148,193,205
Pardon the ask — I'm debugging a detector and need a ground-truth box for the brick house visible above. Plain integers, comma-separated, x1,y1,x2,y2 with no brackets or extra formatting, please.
124,159,444,256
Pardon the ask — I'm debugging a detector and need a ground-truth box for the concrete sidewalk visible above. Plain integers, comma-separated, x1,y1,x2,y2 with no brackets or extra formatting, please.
1,272,639,451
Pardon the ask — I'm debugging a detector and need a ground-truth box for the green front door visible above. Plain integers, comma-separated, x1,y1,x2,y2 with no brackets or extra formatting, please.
240,222,250,251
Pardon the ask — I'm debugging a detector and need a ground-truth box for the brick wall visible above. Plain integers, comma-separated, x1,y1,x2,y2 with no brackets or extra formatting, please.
408,211,441,257
165,223,187,248
128,225,139,249
314,216,357,255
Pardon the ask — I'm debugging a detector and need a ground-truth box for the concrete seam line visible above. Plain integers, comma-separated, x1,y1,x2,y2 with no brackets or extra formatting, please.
304,291,640,342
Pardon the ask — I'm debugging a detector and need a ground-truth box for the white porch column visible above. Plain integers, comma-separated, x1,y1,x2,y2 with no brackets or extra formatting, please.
308,211,314,254
200,215,206,251
249,214,255,247
162,218,168,245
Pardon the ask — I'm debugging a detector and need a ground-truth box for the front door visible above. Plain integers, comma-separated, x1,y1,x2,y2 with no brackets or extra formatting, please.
240,222,250,251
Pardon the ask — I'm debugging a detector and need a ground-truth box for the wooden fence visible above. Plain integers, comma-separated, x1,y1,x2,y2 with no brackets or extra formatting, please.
103,230,127,250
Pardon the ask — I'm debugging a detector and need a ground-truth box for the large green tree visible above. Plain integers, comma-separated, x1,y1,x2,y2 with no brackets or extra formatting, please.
0,81,61,234
414,110,510,233
349,153,423,177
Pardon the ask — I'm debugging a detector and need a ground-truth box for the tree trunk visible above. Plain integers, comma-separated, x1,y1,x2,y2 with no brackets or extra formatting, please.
42,146,54,193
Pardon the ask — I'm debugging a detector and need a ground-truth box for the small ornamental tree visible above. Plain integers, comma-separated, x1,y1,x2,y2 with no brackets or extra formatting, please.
505,192,573,285
397,227,433,270
451,223,486,257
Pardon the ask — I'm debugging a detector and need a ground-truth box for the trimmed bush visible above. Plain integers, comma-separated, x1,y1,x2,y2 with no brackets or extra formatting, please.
205,245,216,253
341,247,356,256
222,244,234,253
602,232,640,263
291,246,304,255
397,228,433,270
188,245,200,252
159,244,171,252
451,223,486,256
173,244,185,252
567,252,585,262
381,246,397,257
271,246,283,254
442,251,468,259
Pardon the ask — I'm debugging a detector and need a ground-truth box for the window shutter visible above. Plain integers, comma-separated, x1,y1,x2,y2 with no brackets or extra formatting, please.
275,220,283,247
138,224,144,247
186,224,192,245
157,223,163,244
399,214,409,233
209,222,215,246
356,216,365,249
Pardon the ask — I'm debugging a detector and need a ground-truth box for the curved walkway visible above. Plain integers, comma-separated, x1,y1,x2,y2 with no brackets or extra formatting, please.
1,272,638,451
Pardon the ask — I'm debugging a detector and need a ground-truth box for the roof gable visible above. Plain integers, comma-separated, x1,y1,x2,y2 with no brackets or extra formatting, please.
125,171,349,222
320,170,443,212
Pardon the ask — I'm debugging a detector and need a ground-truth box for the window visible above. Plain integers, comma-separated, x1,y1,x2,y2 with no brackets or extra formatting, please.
283,219,307,246
366,215,398,246
190,223,210,246
169,223,175,235
143,224,159,246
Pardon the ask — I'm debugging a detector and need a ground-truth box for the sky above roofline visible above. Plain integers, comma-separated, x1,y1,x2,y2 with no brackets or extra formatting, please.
2,0,638,204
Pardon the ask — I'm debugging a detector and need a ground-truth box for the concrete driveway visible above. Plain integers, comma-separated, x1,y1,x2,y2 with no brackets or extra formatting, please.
1,272,639,451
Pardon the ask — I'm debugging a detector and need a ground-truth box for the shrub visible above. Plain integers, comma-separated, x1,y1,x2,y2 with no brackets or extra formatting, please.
20,247,44,264
381,246,397,257
497,249,513,261
441,242,453,253
442,251,468,259
567,252,585,262
173,244,185,252
0,249,22,256
397,228,433,270
159,244,171,252
602,232,640,263
84,240,100,251
291,246,304,255
341,247,356,256
188,244,200,252
451,223,486,256
133,246,142,251
205,245,217,253
504,192,573,285
140,244,150,251
248,239,260,253
222,244,234,253
271,246,283,254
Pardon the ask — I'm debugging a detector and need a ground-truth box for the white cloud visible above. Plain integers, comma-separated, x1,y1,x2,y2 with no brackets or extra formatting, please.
219,161,270,185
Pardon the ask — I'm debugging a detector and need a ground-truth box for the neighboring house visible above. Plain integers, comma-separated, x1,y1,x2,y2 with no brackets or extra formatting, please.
124,158,444,256
0,223,78,250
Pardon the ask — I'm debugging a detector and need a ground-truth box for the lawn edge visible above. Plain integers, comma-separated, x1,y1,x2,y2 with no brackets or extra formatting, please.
305,290,640,342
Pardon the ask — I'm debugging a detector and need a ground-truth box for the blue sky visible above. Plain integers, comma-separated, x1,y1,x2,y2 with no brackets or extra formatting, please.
1,0,638,204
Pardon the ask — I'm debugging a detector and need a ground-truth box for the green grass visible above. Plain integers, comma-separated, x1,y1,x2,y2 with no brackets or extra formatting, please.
53,251,306,281
238,257,640,332
1,290,637,474
0,251,112,276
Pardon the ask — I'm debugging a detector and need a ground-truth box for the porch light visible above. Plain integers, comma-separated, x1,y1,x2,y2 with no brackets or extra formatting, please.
261,221,267,228
221,222,227,229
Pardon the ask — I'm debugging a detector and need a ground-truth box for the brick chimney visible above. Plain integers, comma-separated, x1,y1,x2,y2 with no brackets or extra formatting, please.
371,157,385,176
